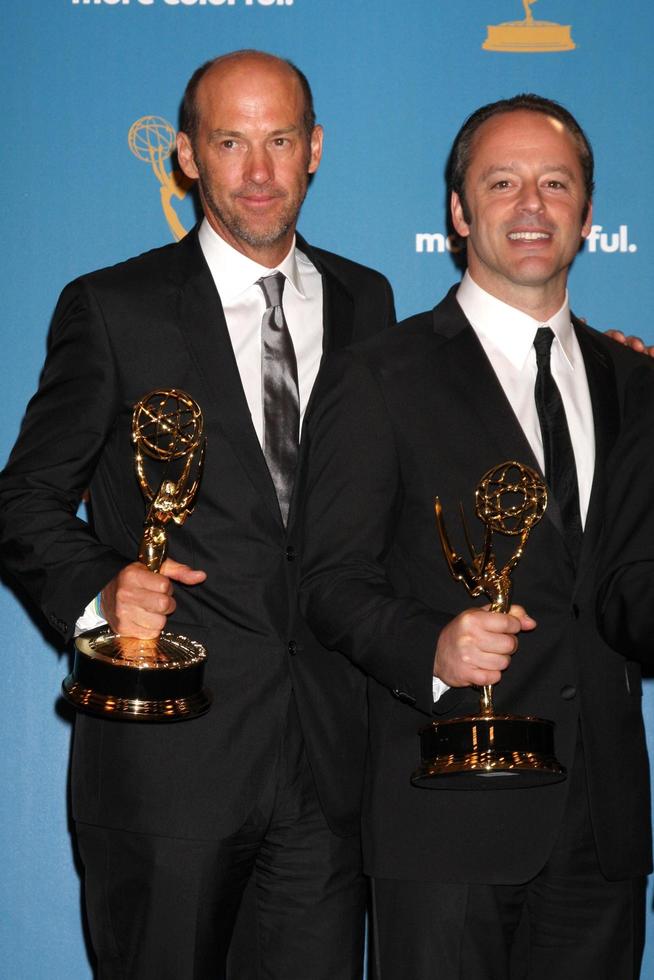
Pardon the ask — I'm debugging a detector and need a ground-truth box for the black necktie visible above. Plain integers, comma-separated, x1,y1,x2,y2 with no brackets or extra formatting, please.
258,272,300,525
533,326,583,557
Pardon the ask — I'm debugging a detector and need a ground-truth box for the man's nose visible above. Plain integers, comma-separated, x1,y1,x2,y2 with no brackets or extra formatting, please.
516,180,545,214
245,145,273,184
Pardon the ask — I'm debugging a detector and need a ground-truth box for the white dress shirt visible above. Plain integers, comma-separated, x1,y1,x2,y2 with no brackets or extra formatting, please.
198,218,324,443
76,219,324,633
433,271,595,700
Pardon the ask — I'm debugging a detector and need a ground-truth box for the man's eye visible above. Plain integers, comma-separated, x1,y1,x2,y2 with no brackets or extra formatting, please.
545,180,565,189
491,180,511,189
221,139,238,149
272,138,290,147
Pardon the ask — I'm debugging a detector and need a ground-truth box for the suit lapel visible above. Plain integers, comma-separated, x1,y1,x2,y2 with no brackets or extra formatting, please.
435,296,621,568
172,229,282,524
288,237,355,530
429,291,569,539
171,230,357,531
573,320,619,580
296,234,355,356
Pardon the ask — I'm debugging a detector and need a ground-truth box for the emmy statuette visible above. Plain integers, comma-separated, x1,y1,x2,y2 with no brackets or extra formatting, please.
482,0,575,52
63,389,211,722
411,461,566,789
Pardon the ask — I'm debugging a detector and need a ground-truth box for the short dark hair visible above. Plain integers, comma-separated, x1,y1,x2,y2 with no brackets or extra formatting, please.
448,93,594,222
179,50,316,147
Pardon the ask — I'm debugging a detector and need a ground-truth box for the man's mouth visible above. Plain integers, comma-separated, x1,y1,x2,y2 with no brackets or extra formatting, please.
236,189,285,204
507,231,551,241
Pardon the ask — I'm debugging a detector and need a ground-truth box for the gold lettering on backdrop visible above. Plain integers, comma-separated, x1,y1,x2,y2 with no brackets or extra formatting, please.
128,116,191,240
483,0,575,52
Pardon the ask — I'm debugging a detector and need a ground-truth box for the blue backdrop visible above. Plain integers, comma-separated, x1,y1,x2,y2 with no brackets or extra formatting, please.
2,1,652,975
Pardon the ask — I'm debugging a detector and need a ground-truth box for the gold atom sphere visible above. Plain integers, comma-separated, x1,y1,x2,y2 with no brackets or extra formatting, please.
475,461,547,536
132,389,204,461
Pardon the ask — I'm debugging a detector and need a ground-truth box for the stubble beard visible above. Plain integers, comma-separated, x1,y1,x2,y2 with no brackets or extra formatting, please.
197,164,308,251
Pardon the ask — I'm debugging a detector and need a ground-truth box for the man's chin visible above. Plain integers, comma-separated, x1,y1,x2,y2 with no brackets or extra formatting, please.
232,219,294,251
503,256,565,286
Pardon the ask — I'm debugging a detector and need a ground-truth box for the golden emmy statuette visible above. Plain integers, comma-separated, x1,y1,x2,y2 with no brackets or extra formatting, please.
483,0,575,53
411,461,566,788
63,389,211,722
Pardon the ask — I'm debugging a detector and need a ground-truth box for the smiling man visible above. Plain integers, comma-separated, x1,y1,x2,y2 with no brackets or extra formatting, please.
0,51,395,979
300,94,651,978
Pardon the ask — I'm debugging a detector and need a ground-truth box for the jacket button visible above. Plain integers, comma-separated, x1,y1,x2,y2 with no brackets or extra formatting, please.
288,640,297,656
286,546,296,562
560,685,577,700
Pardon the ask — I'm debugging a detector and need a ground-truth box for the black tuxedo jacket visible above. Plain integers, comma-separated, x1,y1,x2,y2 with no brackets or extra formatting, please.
0,227,395,840
301,287,652,883
597,360,654,665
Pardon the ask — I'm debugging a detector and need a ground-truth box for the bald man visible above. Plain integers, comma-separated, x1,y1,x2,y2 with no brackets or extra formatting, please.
0,51,395,979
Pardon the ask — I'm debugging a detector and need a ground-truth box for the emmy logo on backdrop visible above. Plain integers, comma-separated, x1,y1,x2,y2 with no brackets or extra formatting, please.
128,116,192,241
411,461,566,789
63,389,211,722
483,0,575,52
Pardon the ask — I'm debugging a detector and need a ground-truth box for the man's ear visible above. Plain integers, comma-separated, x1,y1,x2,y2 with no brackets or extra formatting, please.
451,191,470,238
308,124,323,175
580,199,593,240
176,132,199,181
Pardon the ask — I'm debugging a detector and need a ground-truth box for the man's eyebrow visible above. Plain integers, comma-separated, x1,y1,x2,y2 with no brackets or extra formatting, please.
478,163,578,182
207,125,300,141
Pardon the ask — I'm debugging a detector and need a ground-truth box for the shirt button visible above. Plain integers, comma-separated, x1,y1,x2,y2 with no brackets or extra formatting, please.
288,640,298,656
286,546,296,562
560,685,577,700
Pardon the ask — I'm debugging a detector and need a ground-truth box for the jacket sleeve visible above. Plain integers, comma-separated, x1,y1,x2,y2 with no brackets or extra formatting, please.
596,361,654,665
299,349,448,715
0,278,131,641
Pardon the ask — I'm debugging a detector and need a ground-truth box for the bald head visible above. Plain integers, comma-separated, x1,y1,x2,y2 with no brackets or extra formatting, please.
180,50,316,149
175,49,323,266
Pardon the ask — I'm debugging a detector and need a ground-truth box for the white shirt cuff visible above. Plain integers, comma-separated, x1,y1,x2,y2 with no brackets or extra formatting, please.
74,594,107,636
432,676,450,703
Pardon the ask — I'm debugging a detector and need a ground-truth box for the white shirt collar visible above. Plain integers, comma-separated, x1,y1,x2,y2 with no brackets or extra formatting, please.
198,217,306,303
456,271,575,372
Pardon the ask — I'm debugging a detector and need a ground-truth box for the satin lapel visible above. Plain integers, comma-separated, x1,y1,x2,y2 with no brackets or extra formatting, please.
295,234,355,356
320,268,355,355
431,291,566,541
302,262,353,425
573,320,619,581
287,243,355,531
172,230,282,524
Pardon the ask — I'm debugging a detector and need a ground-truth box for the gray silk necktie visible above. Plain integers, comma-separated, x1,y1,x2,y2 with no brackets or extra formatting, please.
257,272,300,525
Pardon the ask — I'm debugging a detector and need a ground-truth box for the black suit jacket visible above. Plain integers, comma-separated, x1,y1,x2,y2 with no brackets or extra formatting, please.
597,360,654,665
301,287,652,883
0,227,395,840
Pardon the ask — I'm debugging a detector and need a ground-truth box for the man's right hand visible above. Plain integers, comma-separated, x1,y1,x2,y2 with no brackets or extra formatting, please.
433,605,536,689
101,559,207,639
